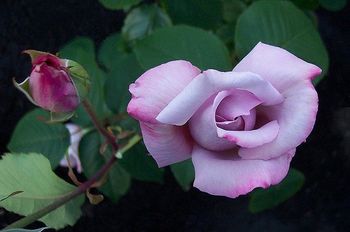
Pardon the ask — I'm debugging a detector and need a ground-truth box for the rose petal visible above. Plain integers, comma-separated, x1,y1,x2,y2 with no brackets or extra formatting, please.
127,60,201,123
60,123,83,173
233,42,322,93
192,145,295,198
140,122,193,167
189,97,238,151
239,81,318,159
217,120,280,148
242,109,256,130
216,89,261,120
157,70,283,126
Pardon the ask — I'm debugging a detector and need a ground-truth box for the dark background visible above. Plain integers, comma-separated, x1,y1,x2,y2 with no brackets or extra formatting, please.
0,0,350,231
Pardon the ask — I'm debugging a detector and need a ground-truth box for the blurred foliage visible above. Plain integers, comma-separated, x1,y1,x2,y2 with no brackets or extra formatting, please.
249,168,305,213
99,0,141,10
134,25,232,70
122,4,172,42
318,0,348,11
7,109,70,168
235,0,329,84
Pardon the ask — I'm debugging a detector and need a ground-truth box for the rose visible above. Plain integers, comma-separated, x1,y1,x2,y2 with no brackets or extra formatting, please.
14,50,90,121
28,53,79,113
127,42,320,198
26,52,79,112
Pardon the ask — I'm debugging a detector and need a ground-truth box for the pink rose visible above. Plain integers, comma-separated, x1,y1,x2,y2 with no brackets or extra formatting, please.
127,43,320,198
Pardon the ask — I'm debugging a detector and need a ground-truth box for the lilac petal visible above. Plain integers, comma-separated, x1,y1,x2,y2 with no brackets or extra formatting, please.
189,97,238,151
217,120,279,148
216,90,261,120
140,122,193,167
233,42,322,93
192,145,295,198
157,70,283,126
239,81,318,159
127,60,201,123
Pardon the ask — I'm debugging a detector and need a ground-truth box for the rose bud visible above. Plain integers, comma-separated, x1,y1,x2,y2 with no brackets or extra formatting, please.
14,50,90,122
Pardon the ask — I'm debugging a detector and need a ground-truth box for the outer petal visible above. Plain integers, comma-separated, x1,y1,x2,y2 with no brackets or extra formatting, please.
233,42,322,93
239,81,318,159
157,70,283,126
140,122,193,167
192,146,295,198
127,60,201,123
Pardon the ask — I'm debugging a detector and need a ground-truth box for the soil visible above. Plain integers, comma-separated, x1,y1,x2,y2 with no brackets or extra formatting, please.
0,0,349,231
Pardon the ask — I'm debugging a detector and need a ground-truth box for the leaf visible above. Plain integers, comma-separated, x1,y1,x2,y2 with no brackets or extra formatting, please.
104,53,143,113
59,37,111,126
119,143,164,183
134,25,232,71
235,0,329,84
79,131,131,202
170,159,195,191
7,109,70,168
98,0,141,10
164,0,223,30
0,191,24,202
222,0,247,23
319,0,347,11
97,33,129,71
0,153,84,229
122,4,172,42
291,0,319,10
249,168,305,213
2,227,48,232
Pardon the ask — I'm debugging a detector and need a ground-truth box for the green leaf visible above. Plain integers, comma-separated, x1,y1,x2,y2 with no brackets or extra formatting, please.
170,159,195,191
0,153,84,229
79,131,131,202
319,0,347,11
122,4,172,42
222,0,247,23
104,53,143,113
134,25,232,71
235,0,329,84
7,109,70,168
119,143,164,183
291,0,319,10
0,191,24,202
2,227,48,232
98,33,129,71
65,59,91,101
98,0,141,10
60,37,111,126
13,77,37,107
249,168,305,213
164,0,223,30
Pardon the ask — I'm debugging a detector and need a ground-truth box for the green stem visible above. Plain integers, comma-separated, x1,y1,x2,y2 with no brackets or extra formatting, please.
5,99,118,229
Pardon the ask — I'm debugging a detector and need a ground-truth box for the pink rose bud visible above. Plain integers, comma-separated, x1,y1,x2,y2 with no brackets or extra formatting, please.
14,50,90,122
29,53,79,112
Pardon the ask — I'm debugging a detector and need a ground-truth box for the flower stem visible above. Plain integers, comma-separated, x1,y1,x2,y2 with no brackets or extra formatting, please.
5,99,118,229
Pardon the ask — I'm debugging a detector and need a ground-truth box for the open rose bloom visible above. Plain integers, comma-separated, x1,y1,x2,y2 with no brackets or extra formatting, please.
127,43,321,198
